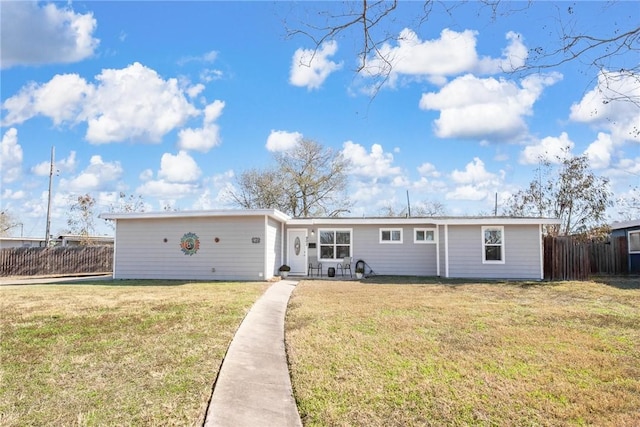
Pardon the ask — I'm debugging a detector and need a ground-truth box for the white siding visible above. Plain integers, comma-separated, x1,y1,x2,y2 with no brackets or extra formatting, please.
302,224,438,276
447,225,542,279
113,216,273,280
266,217,281,279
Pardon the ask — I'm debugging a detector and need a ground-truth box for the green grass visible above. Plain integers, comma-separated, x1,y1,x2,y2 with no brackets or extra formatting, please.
286,277,640,426
0,280,268,426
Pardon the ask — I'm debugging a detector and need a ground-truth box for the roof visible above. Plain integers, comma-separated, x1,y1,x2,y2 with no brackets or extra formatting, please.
99,209,291,223
611,219,640,230
99,209,559,226
288,215,560,226
0,237,46,242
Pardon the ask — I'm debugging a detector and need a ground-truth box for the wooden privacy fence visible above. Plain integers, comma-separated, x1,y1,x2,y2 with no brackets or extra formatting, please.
544,236,628,281
0,246,113,277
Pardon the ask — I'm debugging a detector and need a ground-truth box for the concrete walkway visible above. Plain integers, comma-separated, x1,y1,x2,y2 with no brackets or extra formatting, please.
204,280,303,427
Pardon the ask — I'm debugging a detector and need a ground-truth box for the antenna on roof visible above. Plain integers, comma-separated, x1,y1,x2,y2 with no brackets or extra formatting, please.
406,190,411,217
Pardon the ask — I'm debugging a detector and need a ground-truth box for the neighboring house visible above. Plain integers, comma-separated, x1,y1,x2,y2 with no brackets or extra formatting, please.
56,235,114,247
0,235,114,249
0,237,47,249
611,219,640,274
100,209,559,281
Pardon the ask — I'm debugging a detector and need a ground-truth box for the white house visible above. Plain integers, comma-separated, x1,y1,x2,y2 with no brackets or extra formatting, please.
100,209,560,281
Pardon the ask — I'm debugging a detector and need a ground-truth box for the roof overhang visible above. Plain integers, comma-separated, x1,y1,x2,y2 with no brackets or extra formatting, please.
611,219,640,230
287,216,561,226
99,210,559,227
99,209,291,223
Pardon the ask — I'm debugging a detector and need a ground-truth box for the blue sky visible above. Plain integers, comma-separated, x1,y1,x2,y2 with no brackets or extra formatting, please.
1,1,638,237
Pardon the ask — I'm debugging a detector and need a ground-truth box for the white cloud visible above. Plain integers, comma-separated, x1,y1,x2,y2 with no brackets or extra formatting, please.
1,74,93,126
520,132,575,164
2,189,26,200
475,31,527,74
366,28,478,84
186,83,205,98
570,70,640,144
290,40,343,90
451,157,499,185
200,68,224,83
420,73,562,141
177,100,224,152
584,133,615,169
178,50,218,66
446,157,503,202
158,151,201,183
363,28,527,86
85,63,199,143
0,1,99,69
32,151,77,176
0,128,23,183
139,169,154,181
341,141,402,179
446,185,488,201
2,62,200,144
59,155,123,192
266,130,303,152
417,162,441,178
136,180,197,199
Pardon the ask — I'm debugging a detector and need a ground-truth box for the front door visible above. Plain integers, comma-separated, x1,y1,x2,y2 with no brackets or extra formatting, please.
287,229,307,275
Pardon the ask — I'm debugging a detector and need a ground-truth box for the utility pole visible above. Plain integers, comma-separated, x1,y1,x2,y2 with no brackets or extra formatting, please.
45,146,55,246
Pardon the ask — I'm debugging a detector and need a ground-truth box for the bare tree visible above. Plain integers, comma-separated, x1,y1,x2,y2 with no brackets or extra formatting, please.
414,199,447,216
67,194,97,244
616,186,640,221
103,192,146,230
109,192,145,213
0,211,21,237
504,151,612,236
230,139,352,217
286,1,639,104
379,198,447,217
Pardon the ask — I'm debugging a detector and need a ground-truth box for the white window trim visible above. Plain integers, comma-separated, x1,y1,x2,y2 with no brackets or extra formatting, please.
482,226,505,264
414,227,437,244
379,228,403,244
318,228,353,261
629,230,640,254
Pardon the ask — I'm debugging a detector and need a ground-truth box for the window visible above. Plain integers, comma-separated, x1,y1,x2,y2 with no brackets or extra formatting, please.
414,228,436,244
630,231,640,253
482,226,505,264
380,228,403,244
319,229,352,260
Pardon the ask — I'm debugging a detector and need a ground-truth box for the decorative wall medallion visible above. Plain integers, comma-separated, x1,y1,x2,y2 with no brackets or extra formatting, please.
294,237,301,255
180,232,200,255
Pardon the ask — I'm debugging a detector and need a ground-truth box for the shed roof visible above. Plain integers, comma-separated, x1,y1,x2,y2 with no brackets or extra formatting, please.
611,219,640,230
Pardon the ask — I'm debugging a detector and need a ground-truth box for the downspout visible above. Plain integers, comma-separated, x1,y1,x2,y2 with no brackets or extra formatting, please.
436,224,440,277
112,219,118,279
539,224,545,280
444,224,449,278
263,215,269,279
280,220,285,271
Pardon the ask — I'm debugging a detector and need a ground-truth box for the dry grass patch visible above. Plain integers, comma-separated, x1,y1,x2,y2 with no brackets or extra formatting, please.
286,278,640,426
0,280,268,426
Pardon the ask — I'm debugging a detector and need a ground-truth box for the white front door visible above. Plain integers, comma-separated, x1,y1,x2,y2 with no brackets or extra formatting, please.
287,229,307,275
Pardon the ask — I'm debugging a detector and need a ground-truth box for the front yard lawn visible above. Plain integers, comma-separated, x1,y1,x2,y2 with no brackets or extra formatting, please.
0,280,268,426
286,277,640,426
